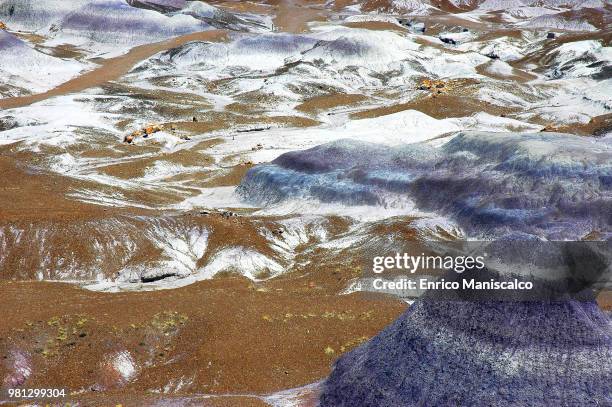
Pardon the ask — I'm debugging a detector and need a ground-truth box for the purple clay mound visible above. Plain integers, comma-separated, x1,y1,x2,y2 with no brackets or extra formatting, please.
59,1,208,45
320,299,612,406
238,132,612,239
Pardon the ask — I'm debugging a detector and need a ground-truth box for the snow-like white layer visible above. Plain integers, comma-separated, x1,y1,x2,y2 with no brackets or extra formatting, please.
0,31,87,95
481,59,517,77
112,351,136,382
145,223,209,279
519,12,597,31
256,199,419,221
172,186,253,210
206,110,455,166
539,0,606,7
132,131,186,151
410,217,465,240
341,109,460,143
178,1,219,18
364,0,437,14
264,381,324,407
343,14,404,24
424,51,491,78
0,95,119,147
273,216,330,249
75,214,346,291
394,0,436,13
303,27,421,68
480,0,605,11
438,31,475,45
141,161,198,181
0,0,91,32
155,33,317,72
451,112,542,132
114,226,208,284
505,6,565,20
518,78,610,124
545,40,612,79
176,1,273,31
479,0,529,9
459,37,525,61
197,246,284,280
207,109,541,170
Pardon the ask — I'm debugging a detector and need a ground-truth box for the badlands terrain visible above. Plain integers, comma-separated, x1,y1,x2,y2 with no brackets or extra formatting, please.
0,0,611,405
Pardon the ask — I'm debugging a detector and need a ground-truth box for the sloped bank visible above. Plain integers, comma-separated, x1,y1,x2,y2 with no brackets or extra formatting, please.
319,297,612,406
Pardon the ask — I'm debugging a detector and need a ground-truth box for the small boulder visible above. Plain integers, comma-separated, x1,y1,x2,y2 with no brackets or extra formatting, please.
220,211,237,219
419,78,446,92
144,124,162,136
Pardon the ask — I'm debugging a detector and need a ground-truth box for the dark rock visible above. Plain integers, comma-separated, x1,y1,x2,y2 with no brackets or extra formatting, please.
140,272,177,283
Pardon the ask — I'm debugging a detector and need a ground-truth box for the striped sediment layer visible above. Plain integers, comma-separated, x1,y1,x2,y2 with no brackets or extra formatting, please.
320,298,612,406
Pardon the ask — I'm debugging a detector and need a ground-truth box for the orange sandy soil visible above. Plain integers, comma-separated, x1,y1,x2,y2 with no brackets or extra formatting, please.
210,0,330,33
0,147,189,222
351,93,518,121
296,93,369,114
598,290,612,311
0,154,135,222
349,78,523,121
475,61,537,83
0,274,406,406
342,20,408,32
546,113,612,137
